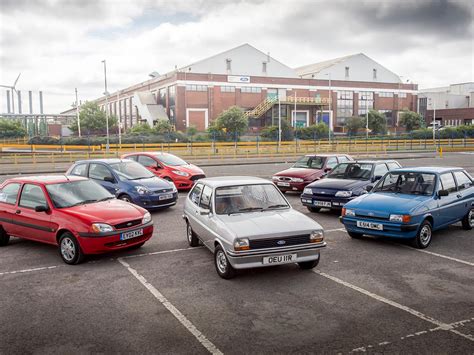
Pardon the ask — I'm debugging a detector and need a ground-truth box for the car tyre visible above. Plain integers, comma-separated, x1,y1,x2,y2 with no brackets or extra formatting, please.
118,194,132,203
0,227,10,247
307,206,321,213
59,232,85,265
214,245,236,279
186,222,200,247
348,231,363,239
461,208,474,230
412,220,432,249
298,255,320,270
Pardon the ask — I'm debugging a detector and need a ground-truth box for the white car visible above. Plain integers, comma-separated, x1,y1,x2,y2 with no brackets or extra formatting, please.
183,176,326,279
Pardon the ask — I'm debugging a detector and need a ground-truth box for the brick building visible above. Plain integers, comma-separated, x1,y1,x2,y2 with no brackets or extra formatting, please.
63,44,418,133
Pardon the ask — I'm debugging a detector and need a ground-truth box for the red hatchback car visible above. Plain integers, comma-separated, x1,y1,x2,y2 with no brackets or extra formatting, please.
121,152,205,190
272,154,353,192
0,176,153,264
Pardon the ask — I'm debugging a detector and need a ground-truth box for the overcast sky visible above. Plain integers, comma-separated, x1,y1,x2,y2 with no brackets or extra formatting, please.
0,0,472,114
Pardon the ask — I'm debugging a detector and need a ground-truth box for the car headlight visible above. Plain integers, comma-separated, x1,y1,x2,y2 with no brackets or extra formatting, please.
142,212,152,224
335,190,352,197
272,176,278,180
234,238,250,251
172,170,189,177
292,178,304,183
91,223,114,233
135,186,151,195
342,208,355,217
390,214,411,223
310,230,324,243
303,188,313,195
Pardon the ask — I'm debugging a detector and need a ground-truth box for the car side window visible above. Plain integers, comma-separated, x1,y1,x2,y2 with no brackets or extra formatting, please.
0,183,21,205
326,157,338,169
138,155,157,168
70,164,87,177
200,186,213,210
126,155,138,161
19,184,48,209
338,156,349,163
440,173,457,193
89,164,113,181
374,164,389,178
189,183,203,206
453,171,473,190
387,162,400,171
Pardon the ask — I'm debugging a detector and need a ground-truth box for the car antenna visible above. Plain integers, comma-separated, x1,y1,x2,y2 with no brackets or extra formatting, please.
64,174,70,181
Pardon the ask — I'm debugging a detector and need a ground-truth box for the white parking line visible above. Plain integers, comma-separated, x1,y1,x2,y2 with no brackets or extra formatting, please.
410,248,474,267
0,265,59,276
118,257,223,355
325,228,346,233
121,246,203,259
313,270,474,343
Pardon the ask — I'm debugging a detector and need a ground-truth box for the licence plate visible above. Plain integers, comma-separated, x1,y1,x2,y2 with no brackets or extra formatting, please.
263,253,297,265
314,200,332,207
159,193,173,200
356,221,383,231
121,228,143,240
277,182,290,187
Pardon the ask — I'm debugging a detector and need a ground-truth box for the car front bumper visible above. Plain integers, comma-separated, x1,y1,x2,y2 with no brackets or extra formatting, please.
340,216,419,238
133,192,178,209
301,194,353,209
274,180,308,192
173,174,206,190
225,242,326,269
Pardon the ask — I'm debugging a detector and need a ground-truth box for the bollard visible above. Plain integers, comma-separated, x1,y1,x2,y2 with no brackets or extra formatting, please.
439,147,443,158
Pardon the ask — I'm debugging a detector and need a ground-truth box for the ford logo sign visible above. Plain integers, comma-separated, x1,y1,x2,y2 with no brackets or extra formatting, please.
277,240,286,245
240,77,250,82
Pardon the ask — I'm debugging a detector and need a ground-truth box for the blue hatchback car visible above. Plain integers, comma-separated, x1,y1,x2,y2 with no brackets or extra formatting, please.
340,167,474,248
67,159,178,210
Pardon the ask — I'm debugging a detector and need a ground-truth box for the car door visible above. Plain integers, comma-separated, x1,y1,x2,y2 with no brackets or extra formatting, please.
138,155,164,178
187,183,204,235
436,172,461,227
324,157,338,175
88,163,117,195
14,184,56,243
453,170,474,220
0,182,22,236
197,185,216,249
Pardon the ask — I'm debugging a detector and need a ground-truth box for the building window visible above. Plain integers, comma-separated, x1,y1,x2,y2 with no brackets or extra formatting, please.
345,66,350,78
262,62,267,74
220,86,235,93
226,58,232,72
186,84,208,92
241,87,261,93
168,85,176,106
336,91,353,125
158,88,167,106
379,110,393,125
378,92,393,98
358,91,374,115
373,68,377,80
398,92,407,98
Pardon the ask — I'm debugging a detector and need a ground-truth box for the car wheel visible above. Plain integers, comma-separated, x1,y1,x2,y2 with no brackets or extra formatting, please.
307,206,321,213
118,194,132,203
59,232,85,265
0,227,10,247
412,220,432,249
348,231,363,239
214,245,236,279
461,208,474,230
298,254,320,270
186,222,199,247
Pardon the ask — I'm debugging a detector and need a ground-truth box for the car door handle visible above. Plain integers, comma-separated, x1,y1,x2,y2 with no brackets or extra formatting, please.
15,210,21,214
457,194,462,198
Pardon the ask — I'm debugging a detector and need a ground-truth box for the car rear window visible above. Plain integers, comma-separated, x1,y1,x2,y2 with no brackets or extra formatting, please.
0,183,21,205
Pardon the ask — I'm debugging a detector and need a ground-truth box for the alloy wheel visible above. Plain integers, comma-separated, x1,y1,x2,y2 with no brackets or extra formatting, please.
61,237,76,262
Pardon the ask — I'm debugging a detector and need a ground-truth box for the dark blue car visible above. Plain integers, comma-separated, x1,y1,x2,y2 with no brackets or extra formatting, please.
340,167,474,248
301,160,401,212
67,159,178,210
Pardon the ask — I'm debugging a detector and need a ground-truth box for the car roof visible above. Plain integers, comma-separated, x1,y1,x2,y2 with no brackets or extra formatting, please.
349,160,398,164
198,176,272,188
393,166,464,174
7,175,88,185
303,153,349,157
75,158,130,164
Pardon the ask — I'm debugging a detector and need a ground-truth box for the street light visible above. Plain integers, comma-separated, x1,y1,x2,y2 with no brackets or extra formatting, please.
428,97,436,156
102,60,110,153
324,73,332,144
75,88,81,137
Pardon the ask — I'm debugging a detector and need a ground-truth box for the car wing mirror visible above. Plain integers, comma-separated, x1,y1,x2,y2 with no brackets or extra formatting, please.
35,205,49,213
366,185,374,192
104,176,115,183
324,168,332,173
200,208,211,216
438,189,449,197
372,175,382,182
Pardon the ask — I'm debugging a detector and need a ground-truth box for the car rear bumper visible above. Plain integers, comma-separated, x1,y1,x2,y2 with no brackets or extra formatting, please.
340,216,419,238
226,243,326,269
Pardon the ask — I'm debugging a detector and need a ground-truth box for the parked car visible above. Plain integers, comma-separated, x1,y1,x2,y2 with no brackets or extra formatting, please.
340,167,474,248
67,159,178,210
272,154,353,192
183,177,326,279
121,152,205,190
301,160,401,212
0,176,154,264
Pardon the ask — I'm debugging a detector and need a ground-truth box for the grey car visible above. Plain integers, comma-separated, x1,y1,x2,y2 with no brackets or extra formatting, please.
183,177,326,279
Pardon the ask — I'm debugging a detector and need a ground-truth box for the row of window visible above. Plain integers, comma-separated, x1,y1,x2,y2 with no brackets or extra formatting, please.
0,183,48,209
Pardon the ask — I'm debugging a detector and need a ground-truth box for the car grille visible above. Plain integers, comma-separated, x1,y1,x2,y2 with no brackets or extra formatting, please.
249,234,311,250
190,174,206,181
153,188,173,194
311,189,336,197
355,213,389,221
114,219,142,229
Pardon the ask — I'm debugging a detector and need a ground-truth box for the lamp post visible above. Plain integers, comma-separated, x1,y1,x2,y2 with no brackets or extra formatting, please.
102,60,110,153
75,88,81,137
366,94,369,141
325,73,332,144
429,97,436,156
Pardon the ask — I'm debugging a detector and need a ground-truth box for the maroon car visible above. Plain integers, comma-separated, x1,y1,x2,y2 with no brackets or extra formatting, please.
272,154,353,192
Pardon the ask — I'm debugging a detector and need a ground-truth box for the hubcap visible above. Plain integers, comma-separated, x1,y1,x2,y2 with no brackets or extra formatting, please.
61,237,76,261
121,196,130,202
187,225,192,242
420,225,431,246
216,250,227,274
469,210,474,227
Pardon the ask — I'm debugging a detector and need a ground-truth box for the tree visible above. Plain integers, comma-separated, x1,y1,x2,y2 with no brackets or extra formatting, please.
214,106,248,136
296,123,329,140
0,118,27,138
127,122,153,135
154,120,173,134
260,119,294,141
367,109,387,135
70,101,118,135
345,116,364,136
399,110,424,132
186,126,198,140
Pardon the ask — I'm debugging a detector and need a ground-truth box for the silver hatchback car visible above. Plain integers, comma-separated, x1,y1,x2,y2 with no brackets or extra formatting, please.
183,177,326,279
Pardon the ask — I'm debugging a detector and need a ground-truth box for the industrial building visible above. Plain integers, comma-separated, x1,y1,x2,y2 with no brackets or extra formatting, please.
63,44,418,133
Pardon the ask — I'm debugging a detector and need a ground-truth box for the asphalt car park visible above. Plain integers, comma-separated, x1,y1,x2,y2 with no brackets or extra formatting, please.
0,152,473,354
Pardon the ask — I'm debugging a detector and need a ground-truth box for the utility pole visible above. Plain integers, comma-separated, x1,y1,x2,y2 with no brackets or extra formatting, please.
102,60,110,153
430,97,436,156
278,95,281,147
117,91,121,146
325,73,332,143
75,88,81,137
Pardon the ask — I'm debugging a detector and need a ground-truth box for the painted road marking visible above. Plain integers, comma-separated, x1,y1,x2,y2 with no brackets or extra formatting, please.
118,257,223,355
121,246,204,259
410,248,474,267
0,265,58,276
313,270,474,343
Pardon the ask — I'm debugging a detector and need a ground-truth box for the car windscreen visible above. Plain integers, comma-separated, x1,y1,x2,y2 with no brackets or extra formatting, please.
110,161,155,180
46,180,114,208
155,154,187,166
373,172,436,196
215,184,289,215
327,163,373,180
292,156,324,169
